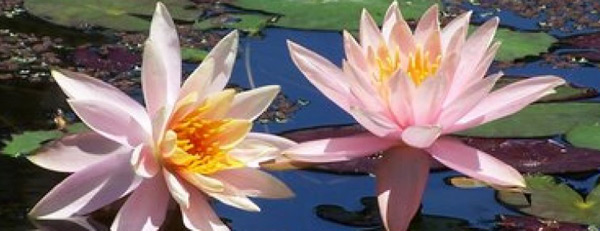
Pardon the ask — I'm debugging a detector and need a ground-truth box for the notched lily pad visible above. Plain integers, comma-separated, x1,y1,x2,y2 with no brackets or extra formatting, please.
494,76,598,102
565,123,600,151
1,123,89,157
279,125,600,174
227,0,440,31
25,0,200,31
316,196,478,231
497,175,600,226
497,215,590,231
459,103,600,138
492,27,557,62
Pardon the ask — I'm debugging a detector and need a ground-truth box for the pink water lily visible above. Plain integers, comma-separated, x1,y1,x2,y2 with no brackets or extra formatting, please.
287,3,564,231
28,3,296,230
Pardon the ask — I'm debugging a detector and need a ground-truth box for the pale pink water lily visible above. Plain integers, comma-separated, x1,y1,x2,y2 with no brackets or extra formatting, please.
287,2,564,231
27,3,295,230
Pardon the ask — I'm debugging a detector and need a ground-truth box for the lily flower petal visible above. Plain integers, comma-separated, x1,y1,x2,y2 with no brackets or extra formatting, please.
28,132,127,173
163,169,190,208
141,39,170,118
29,153,140,219
401,125,442,148
110,173,169,231
68,99,148,147
376,146,430,231
427,137,525,187
284,133,397,162
212,168,294,199
229,133,297,167
148,2,181,110
359,9,384,51
130,144,160,178
227,85,280,120
181,184,229,231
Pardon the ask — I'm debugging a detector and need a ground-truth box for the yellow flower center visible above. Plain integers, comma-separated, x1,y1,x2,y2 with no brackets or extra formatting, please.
375,45,401,82
406,46,441,86
165,110,242,175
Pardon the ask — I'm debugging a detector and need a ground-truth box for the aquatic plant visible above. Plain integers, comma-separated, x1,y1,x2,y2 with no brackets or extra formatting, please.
286,2,565,231
27,3,295,231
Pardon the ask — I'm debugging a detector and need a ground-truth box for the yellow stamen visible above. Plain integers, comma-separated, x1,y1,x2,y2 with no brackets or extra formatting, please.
374,45,401,82
406,45,441,86
165,108,242,175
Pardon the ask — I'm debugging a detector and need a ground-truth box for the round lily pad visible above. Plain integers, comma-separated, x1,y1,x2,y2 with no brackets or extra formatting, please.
497,175,600,226
565,123,600,151
24,0,201,31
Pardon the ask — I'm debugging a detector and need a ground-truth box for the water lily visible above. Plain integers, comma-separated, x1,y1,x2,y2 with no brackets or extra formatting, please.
286,2,564,231
28,3,295,230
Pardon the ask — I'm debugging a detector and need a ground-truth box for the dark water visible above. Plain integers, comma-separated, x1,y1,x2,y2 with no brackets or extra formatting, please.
2,8,600,231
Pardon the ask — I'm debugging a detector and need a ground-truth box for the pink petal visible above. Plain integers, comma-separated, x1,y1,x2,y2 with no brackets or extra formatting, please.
110,174,169,231
441,11,472,54
29,152,141,219
181,31,239,98
141,40,170,118
246,132,298,150
227,85,280,120
284,133,397,163
381,1,400,40
427,136,525,187
348,108,402,139
287,41,351,111
388,70,415,127
149,2,181,109
376,146,430,231
163,169,190,208
51,70,150,134
28,132,129,173
68,99,149,147
343,31,368,71
455,76,565,130
130,144,160,178
206,190,261,212
211,168,294,199
230,133,297,167
180,183,229,231
401,125,442,148
414,5,440,44
439,73,501,131
411,75,446,125
359,9,383,51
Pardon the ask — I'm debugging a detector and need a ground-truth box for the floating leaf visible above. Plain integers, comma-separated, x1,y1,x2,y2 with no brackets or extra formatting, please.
181,47,209,62
1,123,89,157
446,176,489,189
316,196,478,231
228,0,439,31
565,124,600,151
492,27,557,61
494,77,597,102
24,0,200,31
497,215,590,231
459,103,600,138
277,125,600,174
194,14,272,35
497,175,600,226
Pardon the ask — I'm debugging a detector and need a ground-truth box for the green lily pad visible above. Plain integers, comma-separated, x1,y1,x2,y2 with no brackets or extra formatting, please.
228,0,440,31
494,77,598,102
565,123,600,151
497,175,600,226
458,103,600,138
194,14,273,35
1,123,90,157
24,0,200,31
492,27,557,62
181,47,209,63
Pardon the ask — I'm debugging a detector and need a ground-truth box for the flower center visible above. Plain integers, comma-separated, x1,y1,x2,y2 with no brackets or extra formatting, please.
406,46,441,86
375,45,401,82
165,112,242,175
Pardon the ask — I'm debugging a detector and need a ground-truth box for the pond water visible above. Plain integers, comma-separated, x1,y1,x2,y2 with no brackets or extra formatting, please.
2,2,600,231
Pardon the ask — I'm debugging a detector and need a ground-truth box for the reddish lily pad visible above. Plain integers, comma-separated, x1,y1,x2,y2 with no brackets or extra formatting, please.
279,125,600,175
562,32,600,62
497,215,590,231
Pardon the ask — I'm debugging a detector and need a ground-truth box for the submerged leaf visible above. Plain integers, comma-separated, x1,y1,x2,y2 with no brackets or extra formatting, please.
498,175,600,226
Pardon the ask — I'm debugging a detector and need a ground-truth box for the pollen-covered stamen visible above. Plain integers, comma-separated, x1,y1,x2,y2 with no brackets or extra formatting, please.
374,45,401,83
165,113,243,175
406,45,441,86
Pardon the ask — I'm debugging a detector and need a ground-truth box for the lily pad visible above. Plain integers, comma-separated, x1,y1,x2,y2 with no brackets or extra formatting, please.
565,124,600,151
497,175,600,226
181,47,209,62
24,0,200,31
228,0,440,31
195,14,273,35
316,196,478,231
494,76,598,102
1,123,89,157
492,27,557,62
459,103,600,138
497,215,590,231
277,125,600,174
